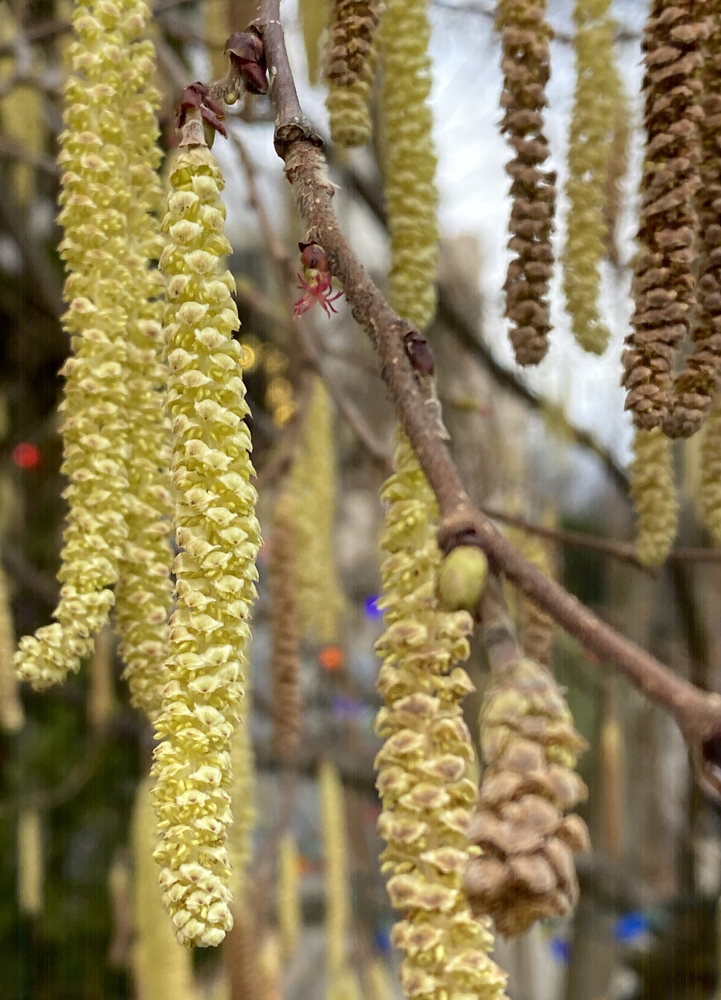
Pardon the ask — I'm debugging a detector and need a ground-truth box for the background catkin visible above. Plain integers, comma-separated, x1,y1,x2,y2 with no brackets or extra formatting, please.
326,0,379,86
375,432,508,1000
497,0,556,367
629,426,680,566
269,491,301,760
622,0,707,431
88,625,116,732
698,394,721,544
300,0,328,85
320,759,355,1000
227,691,256,908
465,650,590,936
380,0,439,330
603,69,632,269
561,0,617,355
665,6,721,438
278,833,302,962
151,141,262,948
327,52,375,149
511,526,556,667
17,808,43,916
0,563,22,732
131,779,199,1000
15,0,162,691
290,378,344,644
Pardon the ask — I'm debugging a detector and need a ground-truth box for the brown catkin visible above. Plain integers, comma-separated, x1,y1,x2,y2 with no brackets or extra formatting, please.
497,0,556,367
269,491,301,761
629,426,679,566
465,655,590,937
326,0,380,86
665,2,721,438
699,394,721,543
621,0,708,431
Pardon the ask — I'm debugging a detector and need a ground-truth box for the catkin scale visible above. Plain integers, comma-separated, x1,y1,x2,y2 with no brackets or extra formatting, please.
380,0,439,330
629,426,679,566
151,141,262,948
375,433,508,1000
622,0,708,431
561,0,617,355
498,0,556,366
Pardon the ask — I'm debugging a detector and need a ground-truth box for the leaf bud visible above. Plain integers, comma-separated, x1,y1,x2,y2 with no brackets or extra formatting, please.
436,545,488,612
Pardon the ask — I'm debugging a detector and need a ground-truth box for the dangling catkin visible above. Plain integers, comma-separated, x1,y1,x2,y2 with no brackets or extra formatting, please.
629,426,679,566
320,759,353,999
603,70,631,269
227,690,255,909
88,624,115,731
561,0,617,355
278,833,302,962
151,137,262,948
375,432,508,1000
0,564,22,732
0,2,45,205
497,0,556,366
513,526,556,667
300,0,328,84
15,0,166,692
131,779,198,1000
699,394,721,544
327,54,375,148
665,4,721,438
17,808,43,916
205,0,230,80
622,0,708,432
269,491,301,760
380,0,438,330
326,0,379,148
290,378,344,644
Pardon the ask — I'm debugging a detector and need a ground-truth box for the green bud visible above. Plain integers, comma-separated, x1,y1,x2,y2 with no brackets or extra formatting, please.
436,545,488,612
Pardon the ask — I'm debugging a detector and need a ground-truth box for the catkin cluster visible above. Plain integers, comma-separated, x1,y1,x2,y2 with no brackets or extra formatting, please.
622,0,708,431
465,656,589,936
375,433,508,1000
666,8,721,438
561,0,616,356
629,426,679,566
498,0,556,367
15,0,166,692
151,142,262,948
380,0,439,330
269,491,301,760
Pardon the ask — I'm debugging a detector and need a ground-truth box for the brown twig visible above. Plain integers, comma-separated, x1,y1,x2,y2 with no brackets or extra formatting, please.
256,0,721,762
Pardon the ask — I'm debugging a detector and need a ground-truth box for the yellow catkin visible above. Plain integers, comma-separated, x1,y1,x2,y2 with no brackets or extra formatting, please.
151,140,262,948
131,779,199,1000
17,808,43,916
0,2,45,205
380,0,438,329
629,426,679,566
88,624,115,731
290,378,344,644
278,833,302,962
561,0,617,355
299,0,328,84
374,432,508,1000
15,0,164,691
227,690,255,908
0,564,22,732
320,759,352,998
699,395,721,545
327,54,374,148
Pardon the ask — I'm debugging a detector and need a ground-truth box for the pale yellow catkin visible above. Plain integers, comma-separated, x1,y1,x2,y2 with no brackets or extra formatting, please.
0,564,22,732
17,808,43,916
320,760,352,999
290,378,345,644
380,0,438,329
700,395,721,545
561,0,618,354
630,426,679,566
131,779,199,1000
278,833,301,962
299,0,328,84
0,1,45,205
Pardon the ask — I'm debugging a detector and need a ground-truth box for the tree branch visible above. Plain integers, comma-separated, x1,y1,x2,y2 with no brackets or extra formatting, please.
255,0,721,765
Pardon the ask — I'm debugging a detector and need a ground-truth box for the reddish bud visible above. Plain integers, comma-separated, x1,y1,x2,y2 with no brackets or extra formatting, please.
225,30,268,95
404,331,435,376
299,241,329,273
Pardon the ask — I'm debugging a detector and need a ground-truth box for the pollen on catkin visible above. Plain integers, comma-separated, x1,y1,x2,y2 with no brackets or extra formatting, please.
622,0,708,431
15,0,164,692
269,491,301,760
561,0,617,355
699,395,721,544
629,426,679,566
374,432,508,1000
380,0,439,330
665,5,721,438
151,140,262,949
498,0,556,366
290,378,344,645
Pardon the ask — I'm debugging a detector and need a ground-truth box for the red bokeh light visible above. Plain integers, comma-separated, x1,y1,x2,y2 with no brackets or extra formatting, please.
319,645,344,671
12,442,42,470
